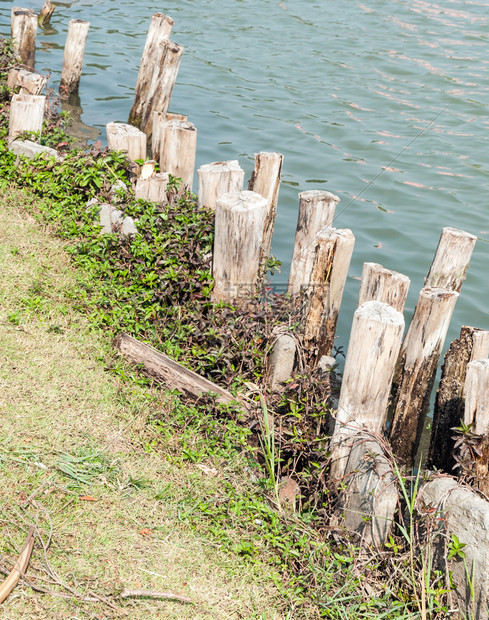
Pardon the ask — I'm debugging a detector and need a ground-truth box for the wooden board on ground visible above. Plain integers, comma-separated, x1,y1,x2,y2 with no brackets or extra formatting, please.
114,332,242,406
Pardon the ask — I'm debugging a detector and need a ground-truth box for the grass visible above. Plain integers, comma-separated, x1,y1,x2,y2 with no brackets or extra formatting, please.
0,186,287,618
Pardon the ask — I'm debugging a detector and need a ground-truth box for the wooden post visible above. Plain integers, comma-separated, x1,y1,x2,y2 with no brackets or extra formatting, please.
428,327,489,473
106,122,147,162
158,119,197,192
11,7,37,69
329,301,405,480
304,228,355,358
8,69,46,95
464,360,489,488
8,93,45,140
358,262,410,313
151,111,187,159
129,35,183,138
389,287,459,464
288,190,340,295
59,19,90,100
425,227,477,292
247,152,283,265
128,13,174,131
135,173,169,203
38,0,54,26
197,161,244,210
212,191,268,303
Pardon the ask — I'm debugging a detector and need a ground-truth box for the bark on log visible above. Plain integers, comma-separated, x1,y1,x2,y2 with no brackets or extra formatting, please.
425,227,476,292
135,173,169,203
106,122,147,163
158,119,197,192
197,161,244,210
114,333,239,405
288,190,339,295
247,152,283,266
8,68,46,95
11,7,37,68
358,262,410,313
428,326,489,473
8,93,45,139
304,227,355,358
128,13,174,132
59,19,90,99
129,38,183,139
329,301,405,480
212,190,268,303
389,287,459,464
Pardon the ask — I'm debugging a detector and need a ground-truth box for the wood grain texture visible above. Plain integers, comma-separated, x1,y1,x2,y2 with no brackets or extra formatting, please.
198,160,244,210
358,262,410,313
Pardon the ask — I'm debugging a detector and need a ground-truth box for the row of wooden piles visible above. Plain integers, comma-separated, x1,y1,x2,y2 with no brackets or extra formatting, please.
7,9,489,485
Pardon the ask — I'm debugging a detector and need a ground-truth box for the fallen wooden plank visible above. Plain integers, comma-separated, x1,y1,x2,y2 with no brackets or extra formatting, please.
0,527,35,604
114,332,240,406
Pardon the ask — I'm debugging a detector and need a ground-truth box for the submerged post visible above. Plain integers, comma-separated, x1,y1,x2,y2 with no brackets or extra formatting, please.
106,122,147,163
247,152,283,266
358,262,410,313
425,227,476,292
389,287,459,464
59,19,90,100
38,0,54,26
11,7,37,68
288,190,339,295
428,327,489,473
128,13,174,132
8,93,45,140
304,228,355,358
197,161,244,210
212,191,268,304
329,301,405,480
157,119,197,192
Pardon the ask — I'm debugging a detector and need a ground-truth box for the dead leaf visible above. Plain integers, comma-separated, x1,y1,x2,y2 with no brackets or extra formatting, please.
79,496,97,502
139,528,151,536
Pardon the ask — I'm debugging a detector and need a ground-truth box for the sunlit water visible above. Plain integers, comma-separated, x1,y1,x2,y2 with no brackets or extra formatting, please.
2,0,488,367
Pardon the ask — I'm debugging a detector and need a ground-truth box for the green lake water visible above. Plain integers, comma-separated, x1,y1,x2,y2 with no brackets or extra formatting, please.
2,0,488,357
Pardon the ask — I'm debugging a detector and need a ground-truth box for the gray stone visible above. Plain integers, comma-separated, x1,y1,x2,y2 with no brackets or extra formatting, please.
98,203,137,237
268,334,296,389
339,435,398,548
318,355,336,372
110,179,127,203
10,139,59,160
419,476,489,619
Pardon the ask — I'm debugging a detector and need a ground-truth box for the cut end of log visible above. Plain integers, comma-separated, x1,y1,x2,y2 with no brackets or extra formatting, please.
298,189,340,205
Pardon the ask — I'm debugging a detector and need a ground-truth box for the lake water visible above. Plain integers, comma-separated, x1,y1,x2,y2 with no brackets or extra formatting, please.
2,0,489,355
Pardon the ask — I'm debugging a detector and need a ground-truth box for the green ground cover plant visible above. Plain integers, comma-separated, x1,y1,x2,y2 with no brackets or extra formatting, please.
0,37,459,618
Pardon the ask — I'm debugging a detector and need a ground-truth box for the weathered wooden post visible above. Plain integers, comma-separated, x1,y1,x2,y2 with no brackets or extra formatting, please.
38,0,54,26
11,7,37,68
197,161,244,210
428,327,489,473
247,152,283,265
8,93,45,140
106,122,147,163
389,288,459,464
59,19,90,100
425,227,476,292
129,27,183,138
157,119,197,192
135,173,170,203
212,191,268,303
8,69,46,95
329,301,405,480
464,359,489,487
303,228,355,358
358,262,410,313
151,111,187,159
288,190,339,295
128,13,174,132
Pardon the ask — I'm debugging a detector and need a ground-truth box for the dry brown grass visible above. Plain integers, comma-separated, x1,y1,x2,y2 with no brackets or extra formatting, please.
0,186,286,619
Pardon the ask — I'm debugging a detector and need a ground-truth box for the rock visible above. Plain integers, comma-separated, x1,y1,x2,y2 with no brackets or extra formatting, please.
318,355,336,372
278,477,300,513
339,434,398,548
98,203,137,236
419,476,489,619
268,334,296,389
10,139,59,160
110,179,127,203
